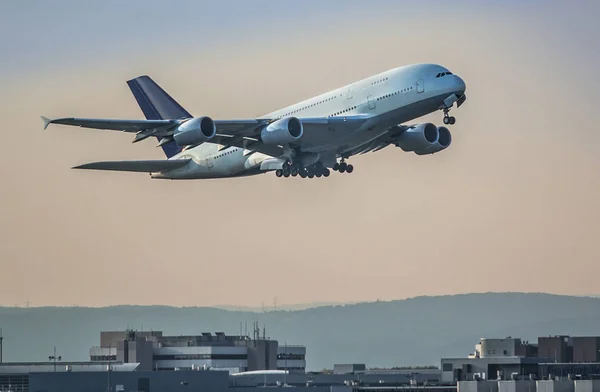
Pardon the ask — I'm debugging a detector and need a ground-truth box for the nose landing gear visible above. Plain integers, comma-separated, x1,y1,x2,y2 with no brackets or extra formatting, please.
443,107,456,125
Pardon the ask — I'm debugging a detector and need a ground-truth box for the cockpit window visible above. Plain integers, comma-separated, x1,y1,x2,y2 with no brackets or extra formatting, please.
436,72,453,78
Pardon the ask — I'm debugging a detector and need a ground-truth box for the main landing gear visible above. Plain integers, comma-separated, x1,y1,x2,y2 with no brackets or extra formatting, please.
443,107,456,125
332,159,353,174
275,161,331,179
274,160,353,179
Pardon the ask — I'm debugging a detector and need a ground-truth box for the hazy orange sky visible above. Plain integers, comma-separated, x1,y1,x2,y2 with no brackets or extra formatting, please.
1,1,599,307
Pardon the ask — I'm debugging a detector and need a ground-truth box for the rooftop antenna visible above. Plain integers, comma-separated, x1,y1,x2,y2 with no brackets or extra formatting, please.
0,328,3,364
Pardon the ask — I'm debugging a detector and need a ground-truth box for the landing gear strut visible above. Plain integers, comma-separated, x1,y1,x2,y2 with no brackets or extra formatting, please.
443,108,456,125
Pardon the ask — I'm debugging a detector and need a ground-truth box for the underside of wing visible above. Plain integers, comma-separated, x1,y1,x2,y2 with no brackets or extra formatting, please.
72,159,191,173
210,115,373,155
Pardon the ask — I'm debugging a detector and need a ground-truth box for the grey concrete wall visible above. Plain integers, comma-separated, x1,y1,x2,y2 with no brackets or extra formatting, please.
538,380,575,392
499,381,536,392
128,339,153,371
574,380,600,392
459,381,499,392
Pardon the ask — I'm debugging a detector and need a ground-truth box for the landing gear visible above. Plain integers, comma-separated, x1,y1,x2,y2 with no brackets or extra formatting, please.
443,108,456,125
332,159,354,174
443,116,455,125
274,159,346,179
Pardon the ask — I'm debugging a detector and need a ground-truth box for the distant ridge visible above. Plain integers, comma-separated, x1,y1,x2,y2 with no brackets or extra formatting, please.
1,293,600,370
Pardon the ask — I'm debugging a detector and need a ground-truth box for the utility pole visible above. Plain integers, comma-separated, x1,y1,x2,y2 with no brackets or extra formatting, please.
49,346,61,372
107,345,112,392
0,328,3,364
284,341,288,386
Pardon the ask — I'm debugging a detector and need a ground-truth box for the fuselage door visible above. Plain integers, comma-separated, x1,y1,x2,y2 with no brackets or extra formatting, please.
417,79,424,93
367,94,376,110
205,154,214,169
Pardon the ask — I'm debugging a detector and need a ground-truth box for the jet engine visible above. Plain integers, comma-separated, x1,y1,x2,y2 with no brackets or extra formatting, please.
415,126,452,155
173,116,216,146
394,123,439,152
261,117,303,145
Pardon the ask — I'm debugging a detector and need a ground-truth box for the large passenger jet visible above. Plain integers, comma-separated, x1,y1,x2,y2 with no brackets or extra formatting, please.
42,63,466,179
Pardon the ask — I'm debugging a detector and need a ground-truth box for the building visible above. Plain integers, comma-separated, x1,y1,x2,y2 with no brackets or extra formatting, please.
538,337,573,364
443,336,600,383
89,329,306,374
572,338,600,363
277,345,307,372
469,338,538,359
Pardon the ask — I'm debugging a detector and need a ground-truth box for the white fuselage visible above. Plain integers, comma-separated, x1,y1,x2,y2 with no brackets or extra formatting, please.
157,63,466,179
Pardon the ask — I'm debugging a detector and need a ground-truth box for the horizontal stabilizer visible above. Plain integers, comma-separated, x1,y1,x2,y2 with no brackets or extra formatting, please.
72,159,191,173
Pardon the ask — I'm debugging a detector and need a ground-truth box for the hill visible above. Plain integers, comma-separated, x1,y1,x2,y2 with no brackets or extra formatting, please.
1,293,599,370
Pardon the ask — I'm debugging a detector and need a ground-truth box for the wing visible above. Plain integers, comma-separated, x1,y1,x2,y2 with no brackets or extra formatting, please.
42,116,175,132
43,114,373,157
72,159,191,173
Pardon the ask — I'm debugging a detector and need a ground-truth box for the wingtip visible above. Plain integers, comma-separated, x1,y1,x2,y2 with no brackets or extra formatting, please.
41,116,52,130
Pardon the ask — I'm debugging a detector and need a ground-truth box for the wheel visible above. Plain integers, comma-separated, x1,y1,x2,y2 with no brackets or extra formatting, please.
275,170,283,177
449,116,456,125
333,163,339,171
308,173,314,178
346,164,354,173
322,168,330,177
316,172,322,178
283,170,290,178
291,168,298,176
300,172,307,178
443,116,449,125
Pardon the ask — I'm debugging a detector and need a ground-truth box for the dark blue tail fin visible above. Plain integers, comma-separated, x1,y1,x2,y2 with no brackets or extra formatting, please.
127,75,192,158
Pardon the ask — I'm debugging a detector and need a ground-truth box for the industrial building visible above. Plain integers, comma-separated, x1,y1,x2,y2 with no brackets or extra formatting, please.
442,336,600,382
2,330,600,392
89,328,307,373
457,380,600,392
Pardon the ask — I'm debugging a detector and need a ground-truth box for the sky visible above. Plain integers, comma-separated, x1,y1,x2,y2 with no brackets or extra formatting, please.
0,1,599,308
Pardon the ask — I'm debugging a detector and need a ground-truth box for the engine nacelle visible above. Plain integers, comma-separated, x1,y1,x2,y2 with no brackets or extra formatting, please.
394,123,439,152
415,126,452,155
261,117,303,145
173,116,216,146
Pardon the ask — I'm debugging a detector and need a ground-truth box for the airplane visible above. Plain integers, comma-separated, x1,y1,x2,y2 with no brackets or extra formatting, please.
42,63,466,180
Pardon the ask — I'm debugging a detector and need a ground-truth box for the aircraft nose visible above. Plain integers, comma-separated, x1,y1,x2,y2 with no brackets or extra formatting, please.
454,75,466,94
